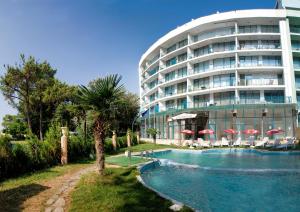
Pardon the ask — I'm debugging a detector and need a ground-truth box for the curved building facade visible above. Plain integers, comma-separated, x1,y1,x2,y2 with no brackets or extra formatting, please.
139,1,300,144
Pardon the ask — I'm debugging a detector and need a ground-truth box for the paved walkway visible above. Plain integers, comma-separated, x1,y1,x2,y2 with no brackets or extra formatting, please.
44,165,96,212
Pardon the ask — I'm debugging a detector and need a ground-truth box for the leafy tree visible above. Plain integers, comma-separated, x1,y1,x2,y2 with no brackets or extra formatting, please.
146,128,159,144
2,114,27,140
0,54,56,138
76,74,124,175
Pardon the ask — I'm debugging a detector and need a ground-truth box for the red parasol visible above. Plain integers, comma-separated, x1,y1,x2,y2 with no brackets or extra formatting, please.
266,129,284,136
199,129,214,134
243,129,259,135
224,129,237,134
181,129,195,135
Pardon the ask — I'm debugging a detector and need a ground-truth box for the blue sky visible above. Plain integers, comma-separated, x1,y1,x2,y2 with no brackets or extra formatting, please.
0,0,275,128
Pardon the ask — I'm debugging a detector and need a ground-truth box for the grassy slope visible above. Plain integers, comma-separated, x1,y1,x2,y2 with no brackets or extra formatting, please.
70,168,192,212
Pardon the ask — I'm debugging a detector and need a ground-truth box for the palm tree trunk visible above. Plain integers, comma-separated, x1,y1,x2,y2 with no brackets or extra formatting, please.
94,119,105,175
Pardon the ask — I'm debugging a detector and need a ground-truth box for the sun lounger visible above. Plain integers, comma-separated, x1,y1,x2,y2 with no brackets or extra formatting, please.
212,140,221,147
233,137,241,146
200,139,210,148
255,137,269,147
276,138,295,149
221,137,229,146
266,138,281,148
241,140,251,147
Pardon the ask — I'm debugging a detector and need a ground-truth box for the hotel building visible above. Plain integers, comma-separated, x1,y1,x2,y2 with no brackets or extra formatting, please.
139,0,300,143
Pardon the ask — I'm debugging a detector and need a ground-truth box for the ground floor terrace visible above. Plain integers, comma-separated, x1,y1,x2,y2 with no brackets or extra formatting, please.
141,103,298,144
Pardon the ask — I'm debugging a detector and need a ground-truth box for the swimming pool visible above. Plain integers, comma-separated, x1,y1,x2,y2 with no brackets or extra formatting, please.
140,149,300,212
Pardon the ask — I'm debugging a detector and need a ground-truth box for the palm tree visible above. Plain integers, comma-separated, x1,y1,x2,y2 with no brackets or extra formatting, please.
77,74,124,175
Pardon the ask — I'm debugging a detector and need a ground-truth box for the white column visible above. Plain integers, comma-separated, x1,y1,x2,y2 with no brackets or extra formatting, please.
280,19,296,103
187,94,193,108
209,75,214,105
187,62,193,75
260,90,265,102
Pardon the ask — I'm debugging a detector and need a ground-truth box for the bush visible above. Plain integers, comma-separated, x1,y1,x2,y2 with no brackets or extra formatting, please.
0,124,94,180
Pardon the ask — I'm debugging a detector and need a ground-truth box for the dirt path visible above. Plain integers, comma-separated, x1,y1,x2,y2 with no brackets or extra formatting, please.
21,163,123,212
19,164,96,212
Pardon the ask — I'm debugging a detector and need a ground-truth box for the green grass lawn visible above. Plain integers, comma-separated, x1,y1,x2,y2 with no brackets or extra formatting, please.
0,159,94,211
118,142,171,153
70,167,192,212
106,156,149,167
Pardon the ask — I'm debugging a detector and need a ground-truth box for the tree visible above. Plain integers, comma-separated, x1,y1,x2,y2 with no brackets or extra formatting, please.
2,114,27,140
76,74,124,175
0,54,56,138
146,128,159,144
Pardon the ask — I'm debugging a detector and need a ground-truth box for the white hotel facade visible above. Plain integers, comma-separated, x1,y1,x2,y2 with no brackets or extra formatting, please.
139,0,300,143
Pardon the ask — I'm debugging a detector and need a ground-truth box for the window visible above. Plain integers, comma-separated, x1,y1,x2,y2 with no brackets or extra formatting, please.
166,100,175,110
166,57,177,67
148,54,160,65
164,85,175,96
294,57,300,69
290,25,300,33
239,56,259,67
193,27,235,42
239,40,258,50
213,74,235,88
194,45,210,57
264,90,284,103
148,66,159,76
240,74,282,86
177,82,187,94
167,44,176,53
212,41,235,52
214,92,235,105
213,57,235,69
261,40,280,49
194,61,210,73
240,91,260,104
177,98,187,109
165,71,176,82
178,39,188,48
149,78,158,89
194,77,210,90
292,41,300,51
239,25,258,33
262,56,281,66
177,67,187,78
194,95,209,108
261,25,279,33
177,53,187,63
295,75,300,89
149,92,157,102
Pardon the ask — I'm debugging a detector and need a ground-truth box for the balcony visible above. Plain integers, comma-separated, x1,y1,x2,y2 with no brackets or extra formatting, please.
239,44,281,50
239,79,283,86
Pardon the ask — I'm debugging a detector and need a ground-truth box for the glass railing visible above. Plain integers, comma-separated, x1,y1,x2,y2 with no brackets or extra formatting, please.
193,27,235,43
292,42,300,51
240,44,281,50
290,25,300,34
239,79,283,86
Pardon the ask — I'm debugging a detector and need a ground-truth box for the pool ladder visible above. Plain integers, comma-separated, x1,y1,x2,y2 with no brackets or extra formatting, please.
141,149,160,163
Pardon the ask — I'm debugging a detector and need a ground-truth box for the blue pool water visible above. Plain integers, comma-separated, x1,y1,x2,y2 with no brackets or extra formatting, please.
140,149,300,212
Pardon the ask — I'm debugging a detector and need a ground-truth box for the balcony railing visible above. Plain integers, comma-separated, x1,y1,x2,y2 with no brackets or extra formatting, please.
239,79,283,86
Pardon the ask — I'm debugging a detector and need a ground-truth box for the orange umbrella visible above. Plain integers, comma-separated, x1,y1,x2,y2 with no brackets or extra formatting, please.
181,129,195,135
243,129,259,135
199,129,214,134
